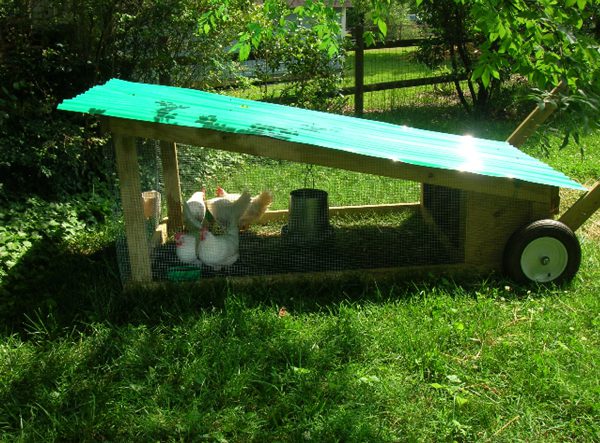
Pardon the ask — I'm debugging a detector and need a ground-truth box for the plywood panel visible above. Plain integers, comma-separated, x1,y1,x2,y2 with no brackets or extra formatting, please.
463,191,553,267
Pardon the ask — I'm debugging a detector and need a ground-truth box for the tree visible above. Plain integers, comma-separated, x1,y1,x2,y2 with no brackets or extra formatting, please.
414,0,600,138
462,0,600,137
415,0,494,113
199,0,349,111
220,0,600,135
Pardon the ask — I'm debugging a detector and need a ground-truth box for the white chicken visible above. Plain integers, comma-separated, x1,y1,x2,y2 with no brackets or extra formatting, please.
182,189,206,231
240,190,273,229
206,187,250,228
174,232,202,266
209,186,273,230
198,191,251,270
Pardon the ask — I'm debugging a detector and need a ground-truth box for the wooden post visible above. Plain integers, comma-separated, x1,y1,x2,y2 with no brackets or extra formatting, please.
113,134,153,282
506,81,566,147
354,17,365,117
159,140,184,234
559,181,600,232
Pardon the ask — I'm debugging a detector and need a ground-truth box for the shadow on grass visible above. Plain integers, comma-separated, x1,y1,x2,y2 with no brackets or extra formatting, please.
0,234,121,335
0,228,517,340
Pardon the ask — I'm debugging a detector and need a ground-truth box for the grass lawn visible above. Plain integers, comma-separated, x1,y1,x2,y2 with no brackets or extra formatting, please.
1,100,599,441
342,46,452,88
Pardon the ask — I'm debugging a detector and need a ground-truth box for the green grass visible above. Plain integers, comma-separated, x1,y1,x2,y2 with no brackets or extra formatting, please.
1,249,599,441
1,97,600,440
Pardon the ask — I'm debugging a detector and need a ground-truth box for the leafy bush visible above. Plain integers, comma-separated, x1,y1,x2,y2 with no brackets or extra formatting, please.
0,193,114,282
0,2,114,200
201,0,348,112
0,0,245,202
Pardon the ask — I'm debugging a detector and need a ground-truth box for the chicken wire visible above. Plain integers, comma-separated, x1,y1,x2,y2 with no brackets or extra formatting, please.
114,139,468,284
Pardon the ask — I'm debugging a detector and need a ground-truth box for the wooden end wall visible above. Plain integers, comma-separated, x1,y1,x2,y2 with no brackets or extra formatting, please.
422,184,558,270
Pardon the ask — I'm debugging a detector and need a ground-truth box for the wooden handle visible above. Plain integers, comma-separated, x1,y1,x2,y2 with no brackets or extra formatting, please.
506,81,567,148
559,181,600,232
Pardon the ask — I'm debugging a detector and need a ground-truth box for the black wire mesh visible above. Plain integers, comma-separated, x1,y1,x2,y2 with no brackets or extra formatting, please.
115,141,467,283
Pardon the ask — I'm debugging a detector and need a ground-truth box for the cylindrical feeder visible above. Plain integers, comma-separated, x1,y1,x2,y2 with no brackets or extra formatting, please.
282,188,334,246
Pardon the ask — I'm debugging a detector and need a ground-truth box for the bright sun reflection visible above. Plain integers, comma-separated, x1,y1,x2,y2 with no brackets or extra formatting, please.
458,134,483,173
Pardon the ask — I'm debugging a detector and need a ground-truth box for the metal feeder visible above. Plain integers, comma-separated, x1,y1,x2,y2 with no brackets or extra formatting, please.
282,188,335,247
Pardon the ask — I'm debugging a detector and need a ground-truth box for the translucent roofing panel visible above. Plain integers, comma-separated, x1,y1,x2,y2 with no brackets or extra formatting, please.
58,78,585,191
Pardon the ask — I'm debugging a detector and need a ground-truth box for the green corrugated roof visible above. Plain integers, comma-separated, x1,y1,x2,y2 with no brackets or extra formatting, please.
58,78,586,191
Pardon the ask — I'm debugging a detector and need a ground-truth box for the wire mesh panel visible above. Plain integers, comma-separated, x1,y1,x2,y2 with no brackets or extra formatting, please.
113,140,472,283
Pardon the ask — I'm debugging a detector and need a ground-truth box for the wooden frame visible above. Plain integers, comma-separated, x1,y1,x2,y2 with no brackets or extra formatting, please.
106,117,554,204
108,121,556,283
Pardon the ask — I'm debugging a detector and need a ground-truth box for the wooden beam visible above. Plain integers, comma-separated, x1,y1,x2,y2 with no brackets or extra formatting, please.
559,181,600,232
259,202,420,224
142,190,161,219
340,73,468,96
506,81,566,148
152,222,168,248
138,263,497,290
159,141,184,234
113,134,153,282
106,117,554,204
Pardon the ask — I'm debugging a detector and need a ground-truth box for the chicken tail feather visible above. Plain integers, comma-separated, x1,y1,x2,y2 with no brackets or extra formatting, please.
227,191,251,229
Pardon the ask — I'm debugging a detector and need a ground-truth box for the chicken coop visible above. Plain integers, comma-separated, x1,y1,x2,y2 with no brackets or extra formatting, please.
58,79,600,285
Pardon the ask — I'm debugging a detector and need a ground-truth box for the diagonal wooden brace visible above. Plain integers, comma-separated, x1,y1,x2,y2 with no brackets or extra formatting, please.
559,181,600,232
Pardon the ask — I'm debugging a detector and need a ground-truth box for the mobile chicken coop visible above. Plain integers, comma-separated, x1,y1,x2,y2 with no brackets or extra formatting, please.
58,79,600,285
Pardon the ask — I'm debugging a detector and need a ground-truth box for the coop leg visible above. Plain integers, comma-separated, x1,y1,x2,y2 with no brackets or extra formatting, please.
160,140,184,235
114,134,153,282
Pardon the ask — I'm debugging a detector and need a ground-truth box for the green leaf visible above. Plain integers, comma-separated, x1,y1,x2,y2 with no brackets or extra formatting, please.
481,69,491,88
455,395,469,406
359,375,381,384
327,43,338,58
238,42,251,61
377,19,387,37
292,366,311,375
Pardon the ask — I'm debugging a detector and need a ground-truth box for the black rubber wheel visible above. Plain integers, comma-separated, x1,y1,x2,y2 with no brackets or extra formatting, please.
503,219,581,285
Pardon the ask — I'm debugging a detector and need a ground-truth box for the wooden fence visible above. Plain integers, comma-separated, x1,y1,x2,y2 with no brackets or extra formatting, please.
220,30,465,115
347,23,466,115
